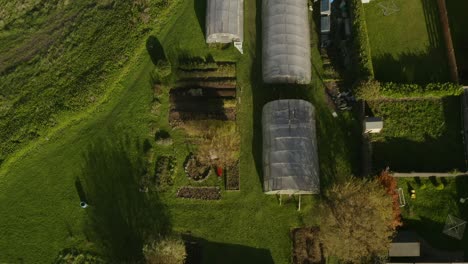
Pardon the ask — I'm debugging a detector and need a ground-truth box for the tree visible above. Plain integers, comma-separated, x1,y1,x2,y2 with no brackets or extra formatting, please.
377,170,403,229
143,236,187,264
320,177,396,263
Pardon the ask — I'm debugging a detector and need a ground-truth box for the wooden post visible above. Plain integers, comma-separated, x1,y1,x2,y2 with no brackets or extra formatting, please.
298,195,302,211
279,194,282,205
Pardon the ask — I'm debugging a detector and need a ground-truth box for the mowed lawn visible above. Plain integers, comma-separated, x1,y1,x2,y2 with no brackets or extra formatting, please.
0,0,362,263
446,0,468,82
368,96,465,172
364,0,449,83
397,177,468,253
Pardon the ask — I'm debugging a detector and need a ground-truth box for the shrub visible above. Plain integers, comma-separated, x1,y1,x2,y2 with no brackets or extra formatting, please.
349,0,374,80
155,155,176,188
143,236,186,264
377,170,402,229
54,248,104,264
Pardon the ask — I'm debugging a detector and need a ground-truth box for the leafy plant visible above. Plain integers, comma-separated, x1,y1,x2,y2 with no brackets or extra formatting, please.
143,236,187,264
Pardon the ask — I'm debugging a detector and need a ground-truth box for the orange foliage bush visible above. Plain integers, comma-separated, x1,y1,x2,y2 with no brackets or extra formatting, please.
378,170,403,229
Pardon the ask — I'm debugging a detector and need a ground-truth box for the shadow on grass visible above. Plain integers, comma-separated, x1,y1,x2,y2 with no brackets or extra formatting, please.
372,49,450,83
371,96,465,172
194,0,206,39
183,235,274,264
146,36,166,65
81,137,170,262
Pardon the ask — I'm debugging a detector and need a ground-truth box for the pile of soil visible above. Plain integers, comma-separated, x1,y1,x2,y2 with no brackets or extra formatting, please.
292,227,323,264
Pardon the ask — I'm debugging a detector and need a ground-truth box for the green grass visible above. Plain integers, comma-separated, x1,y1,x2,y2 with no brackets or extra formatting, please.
0,0,361,263
368,96,465,172
364,0,449,83
446,0,468,82
397,177,468,253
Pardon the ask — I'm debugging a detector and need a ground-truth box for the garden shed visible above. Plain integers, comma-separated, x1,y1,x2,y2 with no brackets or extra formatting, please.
262,0,311,84
206,0,244,44
262,100,320,195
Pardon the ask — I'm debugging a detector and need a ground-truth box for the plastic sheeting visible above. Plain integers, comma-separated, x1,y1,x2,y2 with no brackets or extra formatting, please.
262,100,320,194
206,0,244,43
262,0,311,84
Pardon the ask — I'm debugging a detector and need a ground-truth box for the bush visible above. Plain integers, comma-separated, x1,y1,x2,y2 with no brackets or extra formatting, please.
349,0,374,80
143,236,187,264
176,186,221,200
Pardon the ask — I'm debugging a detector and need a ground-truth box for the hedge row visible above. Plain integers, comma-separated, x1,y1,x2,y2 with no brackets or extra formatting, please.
355,80,463,100
349,0,374,80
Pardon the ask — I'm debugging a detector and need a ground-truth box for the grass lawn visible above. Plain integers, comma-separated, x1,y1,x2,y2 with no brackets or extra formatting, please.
0,0,361,263
446,0,468,82
368,96,465,172
364,0,449,83
397,177,468,253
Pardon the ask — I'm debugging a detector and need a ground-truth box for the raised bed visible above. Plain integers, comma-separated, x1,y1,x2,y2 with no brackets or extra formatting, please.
184,154,211,181
291,227,322,264
170,88,236,98
170,108,236,123
176,186,221,200
225,162,240,190
155,155,176,188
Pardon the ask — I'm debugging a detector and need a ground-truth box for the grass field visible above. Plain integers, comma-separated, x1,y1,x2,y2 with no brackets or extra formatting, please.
364,0,449,83
368,96,465,172
397,177,468,254
0,0,361,263
446,0,468,83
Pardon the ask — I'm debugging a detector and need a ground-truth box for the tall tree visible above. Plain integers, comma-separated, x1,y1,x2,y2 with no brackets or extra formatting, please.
320,177,396,263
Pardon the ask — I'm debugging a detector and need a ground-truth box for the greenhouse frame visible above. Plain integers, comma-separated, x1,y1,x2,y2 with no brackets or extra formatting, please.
262,100,320,195
206,0,244,44
262,0,311,84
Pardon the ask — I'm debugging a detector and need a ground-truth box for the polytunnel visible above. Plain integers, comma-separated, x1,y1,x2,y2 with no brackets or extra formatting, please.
262,100,320,194
206,0,244,43
262,0,311,84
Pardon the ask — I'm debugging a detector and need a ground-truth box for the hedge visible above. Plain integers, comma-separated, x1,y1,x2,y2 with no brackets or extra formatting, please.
349,0,374,80
355,80,463,100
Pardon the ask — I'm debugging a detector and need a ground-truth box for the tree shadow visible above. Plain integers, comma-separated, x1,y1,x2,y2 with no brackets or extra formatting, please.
81,137,170,262
194,0,206,39
146,36,166,65
372,49,450,84
182,235,274,264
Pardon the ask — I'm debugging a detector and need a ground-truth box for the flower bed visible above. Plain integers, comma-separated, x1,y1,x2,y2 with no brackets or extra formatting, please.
155,155,176,188
176,187,221,200
184,154,210,181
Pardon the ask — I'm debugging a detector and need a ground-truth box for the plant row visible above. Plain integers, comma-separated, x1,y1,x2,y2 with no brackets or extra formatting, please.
176,186,221,200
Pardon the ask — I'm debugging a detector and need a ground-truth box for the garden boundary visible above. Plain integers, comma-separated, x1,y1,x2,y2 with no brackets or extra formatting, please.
436,0,459,83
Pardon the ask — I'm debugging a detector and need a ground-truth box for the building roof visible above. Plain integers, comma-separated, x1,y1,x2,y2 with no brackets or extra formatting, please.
206,0,244,43
365,117,383,130
262,100,320,194
262,0,311,84
388,242,420,257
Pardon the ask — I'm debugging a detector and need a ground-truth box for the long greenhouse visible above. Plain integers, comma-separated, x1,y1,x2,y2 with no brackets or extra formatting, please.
262,100,320,195
206,0,244,43
262,0,311,84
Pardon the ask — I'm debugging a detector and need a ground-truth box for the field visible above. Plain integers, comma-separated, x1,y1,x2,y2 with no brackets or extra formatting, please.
397,177,468,254
364,0,449,83
368,96,465,172
0,0,362,263
446,0,468,83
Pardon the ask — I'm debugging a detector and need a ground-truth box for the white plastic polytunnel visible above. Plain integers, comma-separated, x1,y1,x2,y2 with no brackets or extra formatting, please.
262,0,311,84
262,100,320,194
206,0,244,43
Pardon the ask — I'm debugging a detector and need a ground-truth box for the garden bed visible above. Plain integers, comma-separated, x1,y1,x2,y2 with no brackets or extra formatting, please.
155,155,177,188
225,162,240,190
291,227,322,264
176,187,221,200
184,154,211,181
